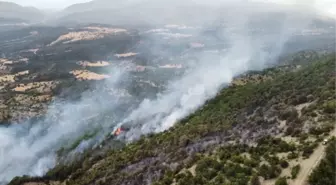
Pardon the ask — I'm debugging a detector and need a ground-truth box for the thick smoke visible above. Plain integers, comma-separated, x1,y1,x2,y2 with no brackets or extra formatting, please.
119,5,313,140
0,68,126,182
0,0,321,184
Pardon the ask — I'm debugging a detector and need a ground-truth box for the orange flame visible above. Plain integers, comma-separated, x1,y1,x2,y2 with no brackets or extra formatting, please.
114,127,122,136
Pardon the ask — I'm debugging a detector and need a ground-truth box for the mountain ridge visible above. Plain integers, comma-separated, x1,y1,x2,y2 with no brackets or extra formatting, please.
57,1,336,27
0,1,44,22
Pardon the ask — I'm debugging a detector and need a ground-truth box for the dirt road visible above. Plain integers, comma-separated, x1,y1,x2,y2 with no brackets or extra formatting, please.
291,129,335,185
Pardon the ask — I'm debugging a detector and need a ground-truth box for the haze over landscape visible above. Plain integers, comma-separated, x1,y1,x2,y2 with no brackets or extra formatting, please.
0,0,335,185
5,0,92,9
4,0,336,17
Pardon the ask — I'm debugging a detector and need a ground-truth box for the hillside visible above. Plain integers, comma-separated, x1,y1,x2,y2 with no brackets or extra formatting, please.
0,24,187,124
0,1,44,22
0,4,335,184
309,137,335,185
8,54,335,185
59,1,336,26
63,0,133,14
0,23,196,183
0,21,334,124
59,0,214,25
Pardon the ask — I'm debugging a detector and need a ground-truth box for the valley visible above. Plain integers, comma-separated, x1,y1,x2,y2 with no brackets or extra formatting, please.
0,1,335,185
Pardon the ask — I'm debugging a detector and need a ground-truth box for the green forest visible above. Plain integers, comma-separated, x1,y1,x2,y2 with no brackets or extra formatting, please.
9,53,336,185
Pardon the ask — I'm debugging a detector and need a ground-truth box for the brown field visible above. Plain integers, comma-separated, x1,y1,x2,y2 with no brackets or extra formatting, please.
13,81,57,93
70,70,110,80
49,27,127,46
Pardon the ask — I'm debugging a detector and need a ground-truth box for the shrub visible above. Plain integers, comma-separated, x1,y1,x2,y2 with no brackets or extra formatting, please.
250,175,261,185
292,95,308,105
302,143,317,158
279,108,298,122
275,177,288,185
212,174,226,184
8,176,32,185
309,138,335,185
287,152,299,160
231,155,245,163
280,160,289,168
323,101,336,114
285,126,294,136
291,165,301,179
309,126,331,136
195,157,221,180
258,164,281,179
244,159,259,168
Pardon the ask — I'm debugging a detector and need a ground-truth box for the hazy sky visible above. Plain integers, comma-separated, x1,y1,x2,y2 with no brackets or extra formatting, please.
259,0,336,17
5,0,336,17
6,0,92,9
265,0,336,17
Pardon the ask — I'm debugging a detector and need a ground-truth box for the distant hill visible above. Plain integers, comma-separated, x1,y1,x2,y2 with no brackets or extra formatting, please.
63,0,119,14
60,0,336,27
63,0,150,14
0,1,44,22
59,0,219,25
0,17,26,24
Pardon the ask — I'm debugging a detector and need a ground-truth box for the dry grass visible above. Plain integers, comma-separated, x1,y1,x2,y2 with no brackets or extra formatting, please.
77,61,110,67
231,74,273,86
13,81,57,93
115,52,138,58
0,75,15,82
295,102,313,117
23,183,46,185
0,58,28,72
70,70,110,81
0,70,29,83
13,94,52,104
49,27,127,46
188,165,197,176
0,58,13,71
0,58,13,65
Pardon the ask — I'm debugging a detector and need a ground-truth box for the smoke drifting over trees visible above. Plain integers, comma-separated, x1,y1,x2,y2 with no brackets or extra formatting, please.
0,0,334,184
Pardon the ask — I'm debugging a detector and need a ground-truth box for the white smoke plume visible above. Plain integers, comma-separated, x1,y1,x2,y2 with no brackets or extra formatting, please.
0,0,327,184
118,1,317,139
0,68,125,183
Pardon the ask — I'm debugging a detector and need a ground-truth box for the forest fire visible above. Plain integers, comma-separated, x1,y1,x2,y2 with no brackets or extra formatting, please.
113,127,123,136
